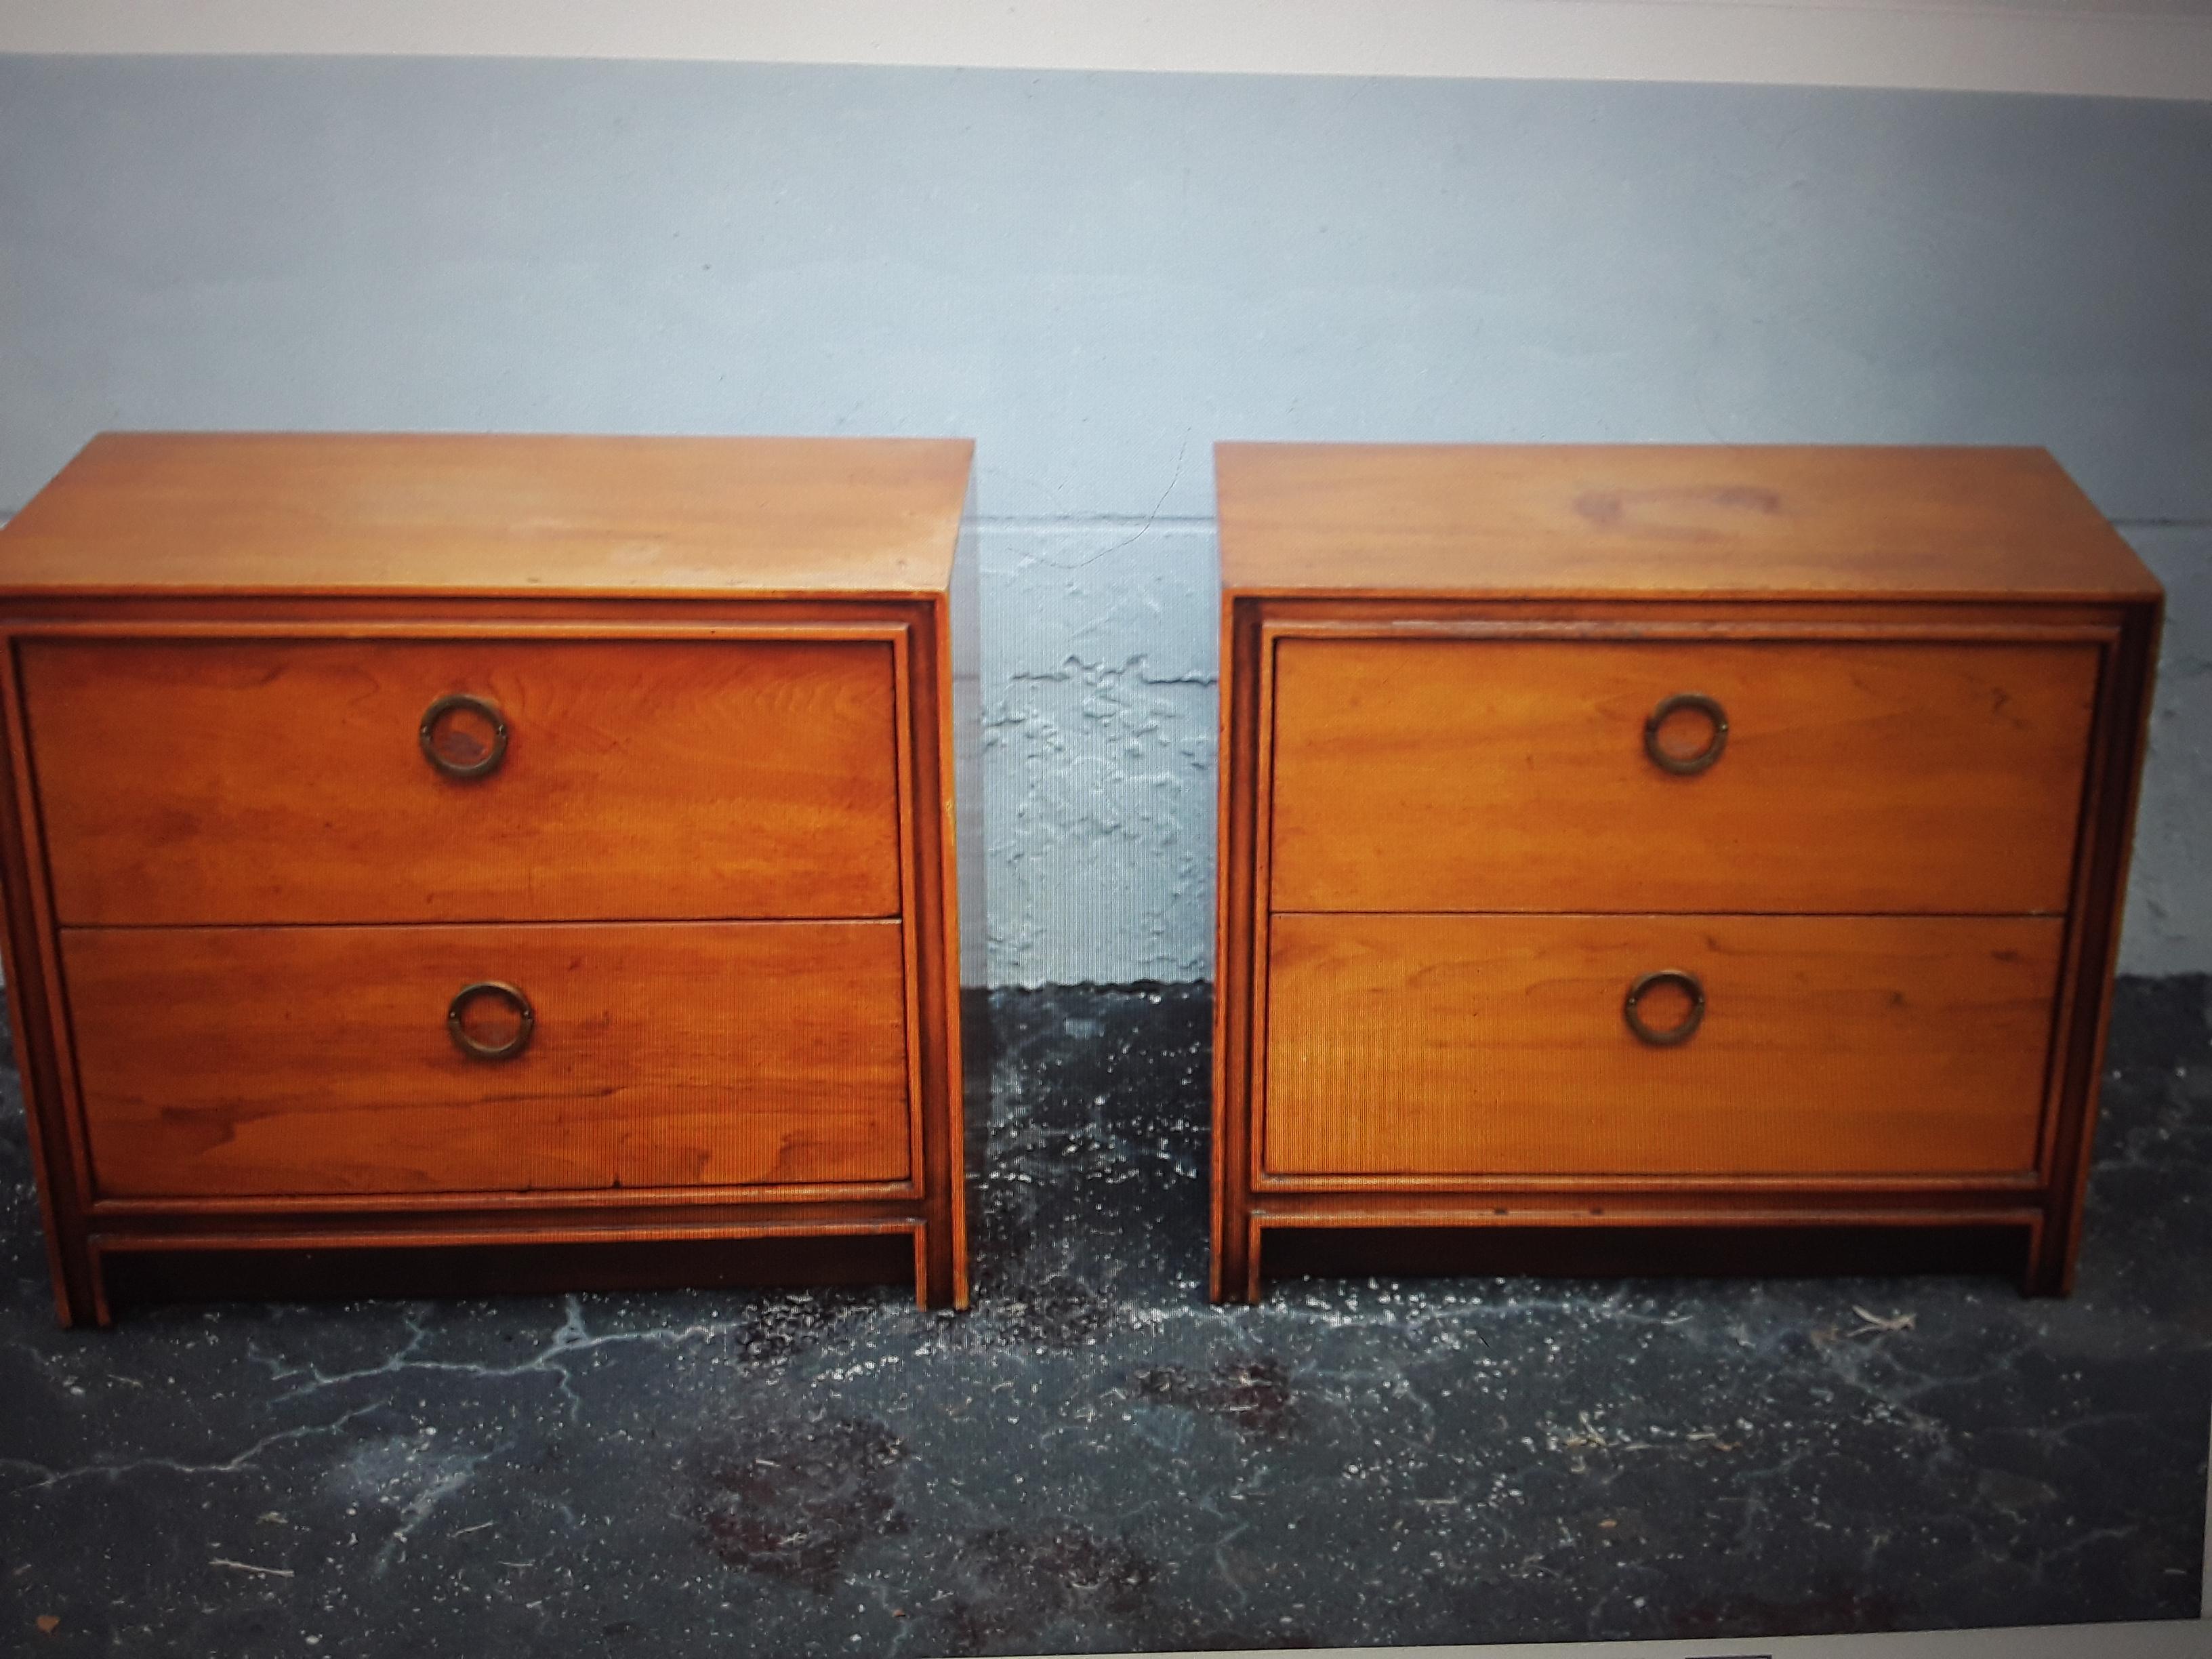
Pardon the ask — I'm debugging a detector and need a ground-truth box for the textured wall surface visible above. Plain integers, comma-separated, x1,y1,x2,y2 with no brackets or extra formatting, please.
977,520,1216,985
2126,529,2212,979
0,56,2206,983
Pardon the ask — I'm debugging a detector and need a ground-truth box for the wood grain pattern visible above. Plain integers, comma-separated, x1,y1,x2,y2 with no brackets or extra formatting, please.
24,635,903,926
65,920,911,1200
1263,913,2064,1180
1216,444,2161,602
1268,636,2100,916
0,433,972,599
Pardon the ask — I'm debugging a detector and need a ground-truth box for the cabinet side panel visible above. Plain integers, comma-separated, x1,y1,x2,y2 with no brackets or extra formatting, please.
906,595,968,1307
2037,599,2164,1292
0,638,96,1322
1210,598,1264,1301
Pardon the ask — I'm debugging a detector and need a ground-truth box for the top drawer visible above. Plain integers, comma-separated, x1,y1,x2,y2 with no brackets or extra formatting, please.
1268,636,2099,917
23,636,905,926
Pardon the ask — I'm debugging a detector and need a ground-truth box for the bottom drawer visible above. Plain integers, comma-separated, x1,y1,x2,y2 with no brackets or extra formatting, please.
64,920,912,1200
1263,913,2064,1180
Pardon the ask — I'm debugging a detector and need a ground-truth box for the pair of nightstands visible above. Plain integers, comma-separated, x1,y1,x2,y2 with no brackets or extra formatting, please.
0,436,2160,1323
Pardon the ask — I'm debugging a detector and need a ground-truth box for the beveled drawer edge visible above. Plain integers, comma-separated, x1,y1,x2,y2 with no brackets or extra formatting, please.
3,617,917,643
1250,1168,2048,1196
91,1214,926,1248
1257,616,2126,647
89,1177,928,1217
1245,602,1286,1210
1244,594,2139,631
887,617,932,1201
1256,1203,2043,1229
60,912,909,930
1264,905,2070,919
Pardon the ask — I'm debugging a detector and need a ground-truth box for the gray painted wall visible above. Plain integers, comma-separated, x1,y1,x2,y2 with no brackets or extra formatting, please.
1,57,2207,983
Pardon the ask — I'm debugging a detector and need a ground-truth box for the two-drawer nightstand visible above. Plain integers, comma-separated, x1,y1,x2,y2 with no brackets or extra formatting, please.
1212,443,2160,1303
0,432,972,1324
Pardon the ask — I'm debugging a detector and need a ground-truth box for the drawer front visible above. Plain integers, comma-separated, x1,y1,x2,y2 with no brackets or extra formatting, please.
1263,913,2062,1179
24,637,904,926
65,920,911,1198
1269,638,2098,916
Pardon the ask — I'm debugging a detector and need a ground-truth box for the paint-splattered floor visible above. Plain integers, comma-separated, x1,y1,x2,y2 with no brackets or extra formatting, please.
2,981,2207,1656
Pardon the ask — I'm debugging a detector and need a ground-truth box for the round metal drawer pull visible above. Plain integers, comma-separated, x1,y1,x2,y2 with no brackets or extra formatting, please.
419,693,509,781
1623,969,1705,1048
447,981,534,1062
1643,691,1728,775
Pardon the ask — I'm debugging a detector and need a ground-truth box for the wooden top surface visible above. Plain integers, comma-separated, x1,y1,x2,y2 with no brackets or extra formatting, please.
0,433,973,599
1216,443,2160,603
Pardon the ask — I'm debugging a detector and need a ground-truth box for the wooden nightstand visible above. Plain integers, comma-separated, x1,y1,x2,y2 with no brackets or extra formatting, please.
0,432,972,1324
1212,443,2160,1303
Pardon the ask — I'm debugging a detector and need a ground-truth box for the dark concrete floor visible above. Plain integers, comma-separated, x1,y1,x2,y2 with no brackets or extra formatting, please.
1,980,2207,1656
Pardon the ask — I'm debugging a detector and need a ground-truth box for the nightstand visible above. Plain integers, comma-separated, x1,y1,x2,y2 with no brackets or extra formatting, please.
0,432,972,1323
1212,443,2159,1302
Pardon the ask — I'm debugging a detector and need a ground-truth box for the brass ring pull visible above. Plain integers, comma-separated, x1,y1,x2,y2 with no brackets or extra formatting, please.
419,693,508,781
1643,691,1728,775
1624,969,1704,1048
447,981,534,1062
